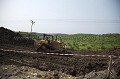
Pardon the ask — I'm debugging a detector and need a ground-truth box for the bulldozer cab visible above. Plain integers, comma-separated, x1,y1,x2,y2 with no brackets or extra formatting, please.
43,34,54,43
43,34,61,42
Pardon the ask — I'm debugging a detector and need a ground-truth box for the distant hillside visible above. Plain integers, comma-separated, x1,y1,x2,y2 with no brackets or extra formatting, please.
60,33,120,51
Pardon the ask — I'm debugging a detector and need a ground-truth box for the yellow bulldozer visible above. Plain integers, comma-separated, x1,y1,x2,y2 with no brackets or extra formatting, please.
37,34,65,52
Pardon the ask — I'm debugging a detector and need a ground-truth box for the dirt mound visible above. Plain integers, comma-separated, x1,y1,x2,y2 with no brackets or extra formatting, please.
0,27,34,46
0,27,21,43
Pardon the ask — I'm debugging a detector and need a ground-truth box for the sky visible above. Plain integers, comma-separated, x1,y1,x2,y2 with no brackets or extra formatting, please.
0,0,120,34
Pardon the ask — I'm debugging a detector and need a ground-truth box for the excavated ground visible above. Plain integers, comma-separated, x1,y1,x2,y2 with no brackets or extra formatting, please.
0,45,120,79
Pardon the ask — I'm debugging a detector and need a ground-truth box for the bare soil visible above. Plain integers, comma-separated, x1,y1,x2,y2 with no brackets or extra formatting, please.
0,45,120,79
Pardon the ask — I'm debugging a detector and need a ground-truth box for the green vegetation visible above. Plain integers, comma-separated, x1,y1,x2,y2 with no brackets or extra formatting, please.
60,33,120,51
18,32,120,51
18,31,42,40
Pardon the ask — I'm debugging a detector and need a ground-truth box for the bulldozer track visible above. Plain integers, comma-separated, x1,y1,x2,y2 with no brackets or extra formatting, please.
0,48,120,58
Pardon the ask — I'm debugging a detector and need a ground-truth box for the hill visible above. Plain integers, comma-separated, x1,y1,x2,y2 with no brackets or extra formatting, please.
60,33,120,51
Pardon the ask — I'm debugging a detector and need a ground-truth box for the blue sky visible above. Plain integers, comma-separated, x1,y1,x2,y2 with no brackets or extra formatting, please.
0,0,120,34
